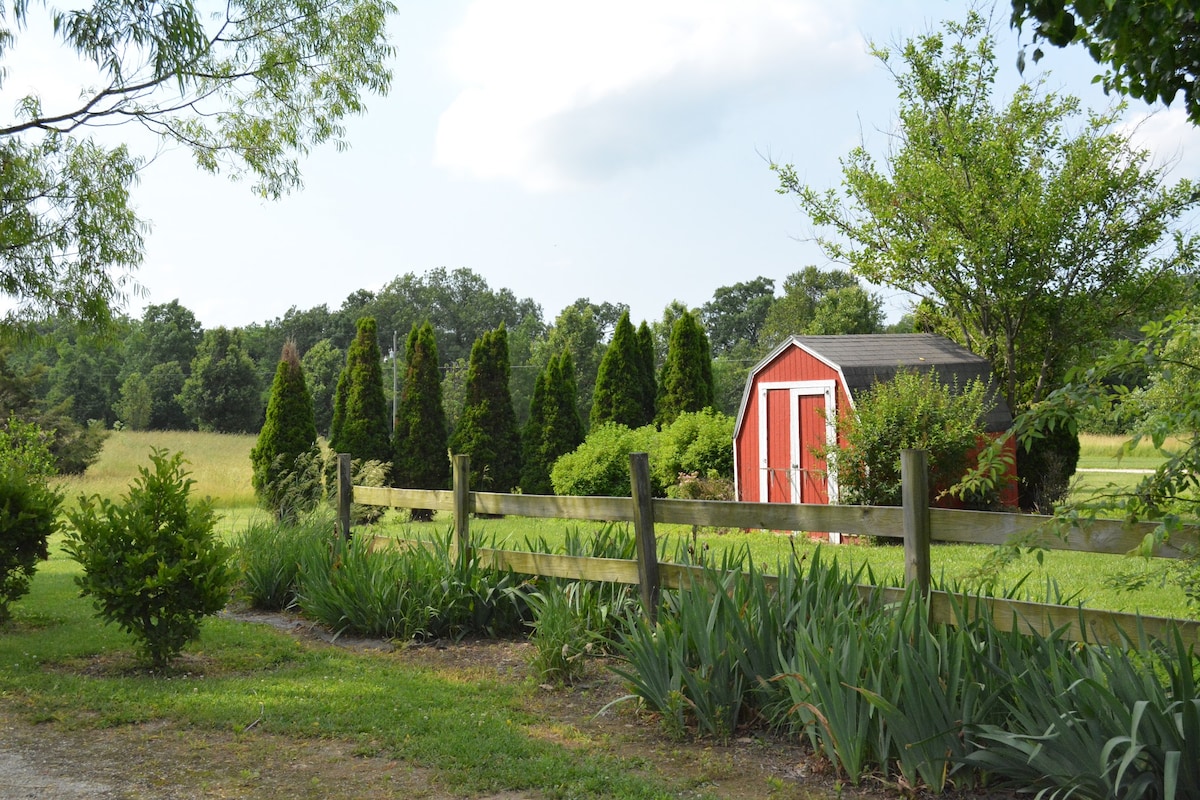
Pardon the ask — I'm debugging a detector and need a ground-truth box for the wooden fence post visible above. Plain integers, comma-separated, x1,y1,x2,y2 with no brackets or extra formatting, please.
629,452,660,622
452,454,471,563
901,449,931,597
337,452,352,541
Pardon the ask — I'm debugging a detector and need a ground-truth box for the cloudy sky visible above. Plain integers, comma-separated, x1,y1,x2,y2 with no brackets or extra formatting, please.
13,0,1200,330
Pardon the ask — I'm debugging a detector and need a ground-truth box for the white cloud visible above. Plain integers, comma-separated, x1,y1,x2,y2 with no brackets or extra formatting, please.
434,0,867,191
1118,106,1200,180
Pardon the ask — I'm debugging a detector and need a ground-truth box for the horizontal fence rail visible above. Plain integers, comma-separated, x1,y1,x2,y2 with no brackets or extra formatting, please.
345,450,1200,647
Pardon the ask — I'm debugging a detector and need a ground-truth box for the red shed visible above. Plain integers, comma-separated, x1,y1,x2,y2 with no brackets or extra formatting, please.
733,334,1015,506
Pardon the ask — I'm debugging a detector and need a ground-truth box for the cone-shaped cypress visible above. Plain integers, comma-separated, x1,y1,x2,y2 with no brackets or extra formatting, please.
520,354,555,495
393,322,450,520
448,324,522,492
546,349,585,465
591,311,649,429
329,317,391,465
636,320,657,424
656,311,715,426
521,349,586,495
251,340,319,518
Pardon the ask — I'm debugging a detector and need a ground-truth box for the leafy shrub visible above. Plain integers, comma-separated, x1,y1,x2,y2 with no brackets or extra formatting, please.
0,418,63,624
64,449,236,667
236,512,333,610
550,411,735,498
831,369,992,507
0,468,61,624
550,423,659,497
1016,422,1080,512
649,409,734,496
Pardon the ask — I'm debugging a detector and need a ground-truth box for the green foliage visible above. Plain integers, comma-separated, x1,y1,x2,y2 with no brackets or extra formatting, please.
251,340,319,520
299,338,344,437
179,327,262,434
776,10,1197,411
551,423,660,497
115,372,152,430
0,347,107,474
550,411,735,499
635,321,657,424
64,449,236,667
0,0,393,333
1012,0,1200,124
392,322,450,519
0,428,62,623
522,351,586,495
329,317,391,465
449,325,522,492
123,301,202,383
235,512,332,611
700,276,775,357
649,409,735,498
656,310,715,426
759,266,883,347
145,361,190,430
833,369,993,507
294,533,525,640
1017,421,1080,512
591,311,652,429
528,299,610,429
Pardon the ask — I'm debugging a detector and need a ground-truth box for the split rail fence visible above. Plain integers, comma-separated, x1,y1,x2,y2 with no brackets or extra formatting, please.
335,450,1200,647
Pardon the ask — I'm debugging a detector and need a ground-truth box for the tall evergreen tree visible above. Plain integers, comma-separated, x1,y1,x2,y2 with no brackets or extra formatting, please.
636,321,657,426
656,311,715,426
520,356,554,495
449,325,521,492
329,317,391,464
250,340,319,518
178,327,262,434
590,311,650,429
521,350,586,496
393,322,449,521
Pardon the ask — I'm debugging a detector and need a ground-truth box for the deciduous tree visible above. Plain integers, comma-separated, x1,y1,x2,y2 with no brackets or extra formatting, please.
179,327,262,434
0,0,394,333
700,277,775,357
774,11,1197,411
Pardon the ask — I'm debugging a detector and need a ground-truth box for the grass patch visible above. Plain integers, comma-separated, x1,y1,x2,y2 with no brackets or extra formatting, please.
1,538,692,799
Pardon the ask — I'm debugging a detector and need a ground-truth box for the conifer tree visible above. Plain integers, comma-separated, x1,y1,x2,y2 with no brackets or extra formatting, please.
590,311,650,429
656,311,715,426
520,355,554,495
393,322,449,521
449,325,522,492
251,340,319,518
329,317,391,465
547,349,586,465
521,350,586,495
636,320,657,425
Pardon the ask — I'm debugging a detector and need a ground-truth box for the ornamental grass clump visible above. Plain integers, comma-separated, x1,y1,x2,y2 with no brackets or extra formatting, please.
64,449,235,668
236,512,333,610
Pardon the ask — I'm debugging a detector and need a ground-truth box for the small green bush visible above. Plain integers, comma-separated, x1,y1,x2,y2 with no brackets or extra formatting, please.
64,449,236,667
649,409,734,496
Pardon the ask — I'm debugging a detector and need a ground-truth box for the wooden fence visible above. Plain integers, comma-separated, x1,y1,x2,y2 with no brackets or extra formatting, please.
337,450,1200,647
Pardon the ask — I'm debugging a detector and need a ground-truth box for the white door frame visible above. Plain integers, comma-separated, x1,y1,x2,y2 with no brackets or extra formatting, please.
756,380,838,504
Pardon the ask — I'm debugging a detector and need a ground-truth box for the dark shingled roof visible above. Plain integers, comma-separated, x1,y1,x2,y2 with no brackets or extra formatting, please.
793,334,1013,432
